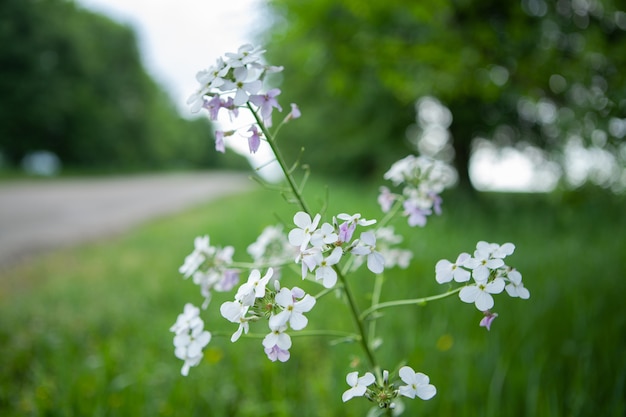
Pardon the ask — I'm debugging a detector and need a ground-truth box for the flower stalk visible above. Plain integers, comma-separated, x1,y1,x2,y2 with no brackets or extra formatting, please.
169,43,531,415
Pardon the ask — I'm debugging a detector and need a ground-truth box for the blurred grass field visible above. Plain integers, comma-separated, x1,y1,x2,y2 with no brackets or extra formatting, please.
1,179,624,417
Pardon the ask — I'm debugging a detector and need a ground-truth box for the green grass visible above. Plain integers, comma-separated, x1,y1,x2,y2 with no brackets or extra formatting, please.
1,180,624,417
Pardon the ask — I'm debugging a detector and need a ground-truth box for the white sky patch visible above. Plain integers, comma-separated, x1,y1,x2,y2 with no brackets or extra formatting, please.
470,141,561,192
76,0,265,113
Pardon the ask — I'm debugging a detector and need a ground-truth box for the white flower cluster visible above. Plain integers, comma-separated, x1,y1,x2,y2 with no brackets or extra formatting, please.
220,268,316,362
379,155,455,227
288,211,395,287
247,225,297,277
187,44,300,153
342,366,436,408
171,44,531,413
350,226,413,271
178,235,239,309
169,303,212,376
435,241,530,329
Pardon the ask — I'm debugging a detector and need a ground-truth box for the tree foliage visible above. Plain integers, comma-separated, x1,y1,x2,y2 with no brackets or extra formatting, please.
262,0,626,188
0,0,229,172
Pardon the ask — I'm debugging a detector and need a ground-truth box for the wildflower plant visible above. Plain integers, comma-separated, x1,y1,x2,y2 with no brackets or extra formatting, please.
170,44,530,415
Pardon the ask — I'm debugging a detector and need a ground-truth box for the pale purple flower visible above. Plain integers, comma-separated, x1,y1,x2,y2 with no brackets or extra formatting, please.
249,88,282,127
220,96,240,120
286,103,301,121
378,186,396,213
202,95,222,120
262,324,291,362
264,345,291,362
336,213,375,243
214,269,239,292
214,130,226,153
247,125,262,154
479,310,498,331
403,199,432,227
430,192,443,215
338,221,356,243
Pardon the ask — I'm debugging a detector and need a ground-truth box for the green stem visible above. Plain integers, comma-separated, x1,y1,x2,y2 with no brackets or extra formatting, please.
247,103,311,214
249,103,379,373
211,330,359,340
230,260,293,270
335,266,380,372
377,199,404,229
359,287,462,321
367,273,385,348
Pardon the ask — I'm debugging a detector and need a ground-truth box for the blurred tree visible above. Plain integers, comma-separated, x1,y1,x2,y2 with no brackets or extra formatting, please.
0,0,227,172
262,0,626,190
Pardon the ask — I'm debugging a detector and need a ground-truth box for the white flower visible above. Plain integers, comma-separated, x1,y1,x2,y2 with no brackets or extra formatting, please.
435,253,471,283
269,287,316,331
224,44,265,69
262,323,292,362
221,73,263,107
235,268,273,306
173,328,211,376
179,251,205,278
464,252,505,281
459,277,506,311
351,231,385,274
247,225,294,264
296,247,322,279
310,222,339,248
170,303,211,376
505,269,530,299
219,300,250,342
350,226,411,271
384,155,418,186
336,213,376,227
464,241,515,281
195,57,229,89
315,247,343,288
342,371,375,402
288,211,321,250
169,303,203,335
397,366,436,400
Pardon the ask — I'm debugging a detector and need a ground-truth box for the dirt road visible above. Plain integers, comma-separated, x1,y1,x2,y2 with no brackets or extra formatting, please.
0,172,250,267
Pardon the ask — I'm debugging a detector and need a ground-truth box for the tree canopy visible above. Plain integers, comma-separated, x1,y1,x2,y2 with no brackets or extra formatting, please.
262,0,626,190
0,0,234,172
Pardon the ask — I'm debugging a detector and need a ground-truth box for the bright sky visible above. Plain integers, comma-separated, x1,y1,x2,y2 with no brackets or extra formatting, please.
76,0,265,113
75,0,286,179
